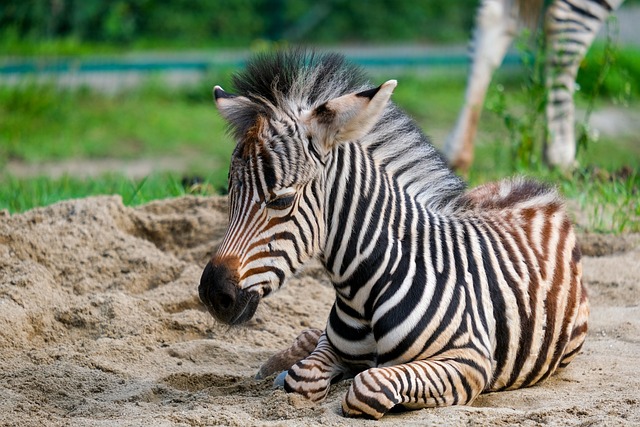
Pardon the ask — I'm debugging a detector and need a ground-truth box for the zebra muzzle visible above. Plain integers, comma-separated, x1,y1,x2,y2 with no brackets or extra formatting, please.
199,260,260,325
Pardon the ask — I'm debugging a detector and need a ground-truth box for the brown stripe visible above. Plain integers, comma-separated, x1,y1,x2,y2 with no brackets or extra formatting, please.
569,321,588,339
522,214,571,386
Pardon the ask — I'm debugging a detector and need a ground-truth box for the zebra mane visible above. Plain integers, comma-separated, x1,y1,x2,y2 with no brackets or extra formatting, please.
232,48,369,111
229,48,466,213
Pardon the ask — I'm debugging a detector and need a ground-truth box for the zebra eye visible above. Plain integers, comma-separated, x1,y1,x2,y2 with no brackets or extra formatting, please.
266,195,295,210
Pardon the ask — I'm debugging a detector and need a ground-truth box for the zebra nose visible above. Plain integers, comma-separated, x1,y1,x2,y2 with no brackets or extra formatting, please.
199,261,237,321
215,286,235,311
199,260,260,325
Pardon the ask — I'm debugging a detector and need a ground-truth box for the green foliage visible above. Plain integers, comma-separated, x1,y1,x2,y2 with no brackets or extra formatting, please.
578,43,640,105
0,74,234,165
0,81,67,117
484,33,548,172
282,0,477,44
560,167,640,234
0,0,477,52
388,71,467,125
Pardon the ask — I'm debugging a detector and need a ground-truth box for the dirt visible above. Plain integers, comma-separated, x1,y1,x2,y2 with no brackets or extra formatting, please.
0,195,639,426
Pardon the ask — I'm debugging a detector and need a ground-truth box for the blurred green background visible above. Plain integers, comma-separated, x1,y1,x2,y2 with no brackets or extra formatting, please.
1,0,478,50
1,0,639,232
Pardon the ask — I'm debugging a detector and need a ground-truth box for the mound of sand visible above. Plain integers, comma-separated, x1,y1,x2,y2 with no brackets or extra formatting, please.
0,196,638,426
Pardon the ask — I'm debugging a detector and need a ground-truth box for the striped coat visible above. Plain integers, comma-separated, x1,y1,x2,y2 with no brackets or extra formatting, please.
198,50,587,419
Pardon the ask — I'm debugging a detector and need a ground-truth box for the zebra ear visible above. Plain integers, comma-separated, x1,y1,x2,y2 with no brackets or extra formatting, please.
213,86,260,138
310,80,397,148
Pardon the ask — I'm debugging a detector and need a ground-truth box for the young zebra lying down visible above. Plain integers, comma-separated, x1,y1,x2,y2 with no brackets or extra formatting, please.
198,49,587,419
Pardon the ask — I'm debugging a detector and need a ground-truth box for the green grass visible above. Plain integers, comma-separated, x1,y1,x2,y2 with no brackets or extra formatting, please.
0,75,235,164
387,70,468,126
1,65,638,233
0,74,236,213
0,173,220,214
563,168,640,234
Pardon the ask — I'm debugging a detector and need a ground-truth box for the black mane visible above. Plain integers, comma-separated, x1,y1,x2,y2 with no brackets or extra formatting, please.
231,48,369,109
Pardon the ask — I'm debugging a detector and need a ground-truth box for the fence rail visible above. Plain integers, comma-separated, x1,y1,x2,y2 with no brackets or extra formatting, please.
0,50,524,75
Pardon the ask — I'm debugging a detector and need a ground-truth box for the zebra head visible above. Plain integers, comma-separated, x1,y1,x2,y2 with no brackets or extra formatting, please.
199,74,397,325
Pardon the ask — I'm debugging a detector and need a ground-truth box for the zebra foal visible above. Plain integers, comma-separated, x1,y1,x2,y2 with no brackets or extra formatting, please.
198,49,588,419
445,0,625,172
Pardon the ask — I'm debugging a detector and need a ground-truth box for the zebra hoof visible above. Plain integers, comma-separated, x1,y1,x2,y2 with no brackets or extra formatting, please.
273,370,287,388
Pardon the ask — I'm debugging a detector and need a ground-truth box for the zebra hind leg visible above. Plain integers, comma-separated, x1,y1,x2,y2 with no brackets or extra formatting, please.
283,332,350,403
255,328,322,380
342,358,490,419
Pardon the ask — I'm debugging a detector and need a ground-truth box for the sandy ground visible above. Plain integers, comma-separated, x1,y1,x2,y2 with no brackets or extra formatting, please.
0,195,639,426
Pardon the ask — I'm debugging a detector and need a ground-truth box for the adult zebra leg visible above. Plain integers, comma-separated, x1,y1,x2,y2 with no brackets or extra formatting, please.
283,332,350,402
255,328,323,379
543,0,624,168
444,0,518,173
342,357,491,420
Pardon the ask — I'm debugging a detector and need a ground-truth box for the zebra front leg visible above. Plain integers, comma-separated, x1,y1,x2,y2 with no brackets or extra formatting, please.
256,328,322,379
342,357,490,419
283,332,350,403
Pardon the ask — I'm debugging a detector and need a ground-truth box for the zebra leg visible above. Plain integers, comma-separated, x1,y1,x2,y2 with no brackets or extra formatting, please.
341,358,490,419
543,0,624,168
283,332,350,402
445,0,518,173
255,328,322,379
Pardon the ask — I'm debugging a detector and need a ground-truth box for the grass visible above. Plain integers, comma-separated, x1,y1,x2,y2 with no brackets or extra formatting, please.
1,60,638,233
564,168,639,234
0,74,235,164
0,173,220,214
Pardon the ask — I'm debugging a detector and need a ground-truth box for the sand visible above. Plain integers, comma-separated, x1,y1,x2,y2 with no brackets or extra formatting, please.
0,195,638,426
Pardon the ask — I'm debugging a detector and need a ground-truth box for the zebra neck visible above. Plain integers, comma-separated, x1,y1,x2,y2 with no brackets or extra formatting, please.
321,142,429,313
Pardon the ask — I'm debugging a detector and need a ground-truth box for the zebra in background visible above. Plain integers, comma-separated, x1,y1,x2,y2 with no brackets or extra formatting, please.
444,0,625,173
198,49,588,419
